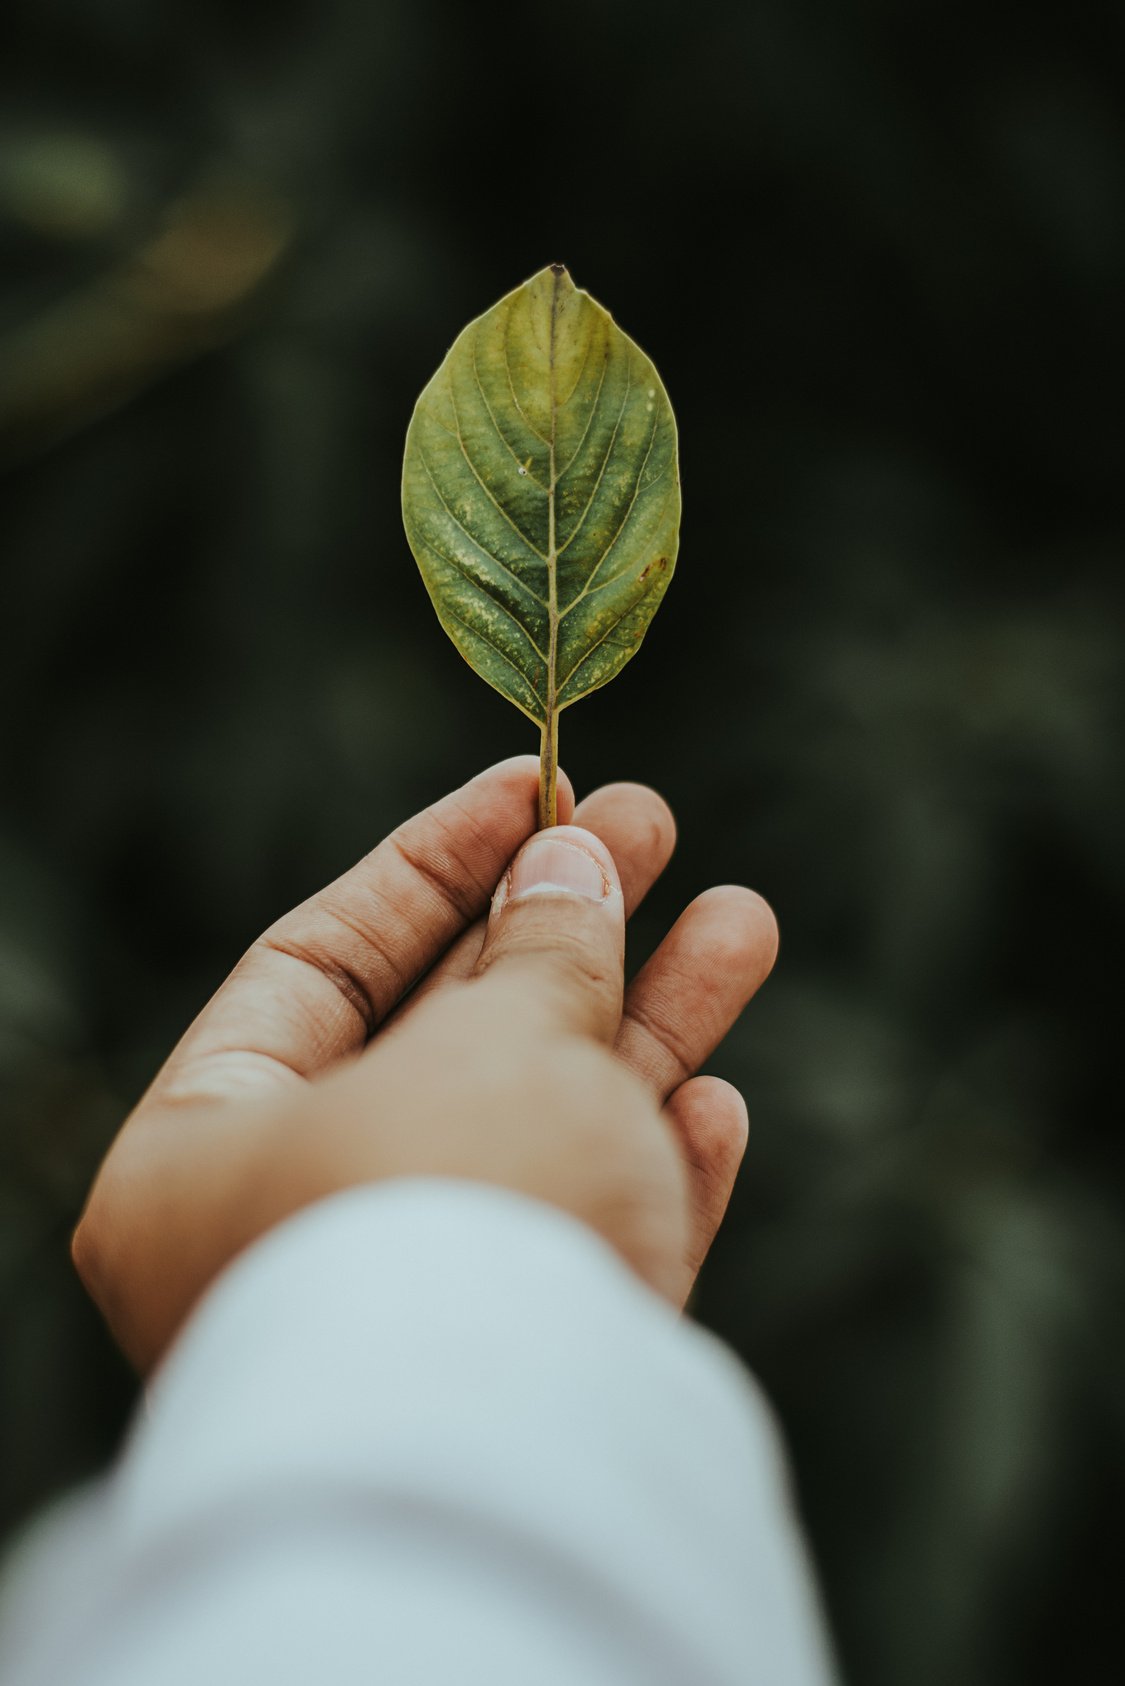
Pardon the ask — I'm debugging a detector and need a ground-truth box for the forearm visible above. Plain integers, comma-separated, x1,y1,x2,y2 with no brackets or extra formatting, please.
15,1181,836,1686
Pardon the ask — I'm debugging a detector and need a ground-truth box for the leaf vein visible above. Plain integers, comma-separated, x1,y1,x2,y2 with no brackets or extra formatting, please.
557,358,633,559
559,405,662,615
444,603,545,710
556,580,659,695
558,327,596,410
421,413,549,579
502,301,551,445
416,534,549,665
436,384,549,565
568,468,675,606
416,449,549,609
556,346,610,481
470,334,549,491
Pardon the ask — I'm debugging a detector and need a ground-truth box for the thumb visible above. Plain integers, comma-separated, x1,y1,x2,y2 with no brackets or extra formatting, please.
474,825,626,1043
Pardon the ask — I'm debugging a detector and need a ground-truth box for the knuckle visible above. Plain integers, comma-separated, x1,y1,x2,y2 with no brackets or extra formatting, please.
563,1044,672,1173
388,819,483,925
69,1176,122,1320
486,931,618,1026
69,1211,100,1299
253,928,384,1039
542,945,616,1016
591,1131,690,1299
620,996,695,1089
550,1037,616,1115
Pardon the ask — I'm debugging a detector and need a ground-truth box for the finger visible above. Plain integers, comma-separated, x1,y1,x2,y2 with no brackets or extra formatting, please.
144,757,576,1106
615,885,779,1100
391,782,675,1012
573,782,676,915
472,825,625,1044
663,1075,749,1305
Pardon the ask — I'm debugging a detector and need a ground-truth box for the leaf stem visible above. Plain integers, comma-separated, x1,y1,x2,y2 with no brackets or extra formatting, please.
538,711,558,828
539,264,562,829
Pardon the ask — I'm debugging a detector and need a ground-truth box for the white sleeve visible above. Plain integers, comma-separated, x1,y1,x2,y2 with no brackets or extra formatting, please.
0,1180,837,1686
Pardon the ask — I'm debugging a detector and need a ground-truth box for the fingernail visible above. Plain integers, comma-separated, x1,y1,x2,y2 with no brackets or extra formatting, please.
506,836,611,904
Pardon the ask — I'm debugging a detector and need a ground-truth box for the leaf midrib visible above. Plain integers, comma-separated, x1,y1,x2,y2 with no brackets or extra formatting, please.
546,271,560,730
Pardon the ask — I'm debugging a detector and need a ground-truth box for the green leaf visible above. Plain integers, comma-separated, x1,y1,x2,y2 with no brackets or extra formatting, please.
401,264,680,824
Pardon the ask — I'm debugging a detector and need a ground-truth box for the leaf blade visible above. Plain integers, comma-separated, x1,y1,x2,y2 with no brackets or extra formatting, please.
402,264,680,744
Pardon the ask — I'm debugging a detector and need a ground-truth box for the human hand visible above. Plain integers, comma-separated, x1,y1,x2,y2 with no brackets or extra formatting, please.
72,759,777,1374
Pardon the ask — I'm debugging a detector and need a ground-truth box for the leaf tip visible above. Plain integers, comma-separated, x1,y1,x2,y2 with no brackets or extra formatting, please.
548,261,568,277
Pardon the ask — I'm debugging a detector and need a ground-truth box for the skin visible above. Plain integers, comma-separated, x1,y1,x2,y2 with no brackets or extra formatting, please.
71,757,779,1374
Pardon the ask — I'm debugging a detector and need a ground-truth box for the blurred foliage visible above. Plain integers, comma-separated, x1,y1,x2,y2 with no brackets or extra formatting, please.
1,2,1122,1682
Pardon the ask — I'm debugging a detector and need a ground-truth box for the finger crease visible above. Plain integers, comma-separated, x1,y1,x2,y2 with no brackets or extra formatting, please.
619,997,695,1090
388,830,487,925
257,932,385,1039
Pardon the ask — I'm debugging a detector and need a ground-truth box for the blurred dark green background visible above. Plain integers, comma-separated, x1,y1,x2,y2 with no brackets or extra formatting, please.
2,2,1122,1681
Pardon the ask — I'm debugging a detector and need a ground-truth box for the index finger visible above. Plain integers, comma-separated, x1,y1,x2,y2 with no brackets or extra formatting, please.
141,757,575,1109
